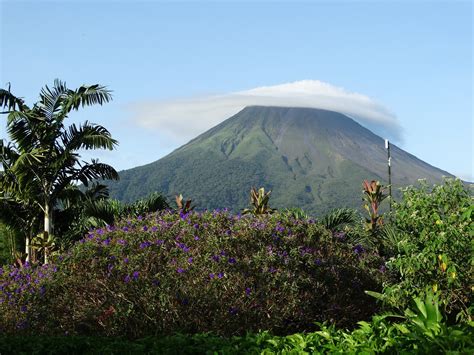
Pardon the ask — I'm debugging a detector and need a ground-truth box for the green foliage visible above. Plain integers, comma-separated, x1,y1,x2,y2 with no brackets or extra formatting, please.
1,298,472,354
320,207,359,232
242,187,277,215
281,207,309,221
0,222,18,265
56,191,170,248
382,178,473,321
0,211,383,336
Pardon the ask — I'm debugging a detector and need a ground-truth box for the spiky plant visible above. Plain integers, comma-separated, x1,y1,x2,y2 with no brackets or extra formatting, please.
320,207,359,232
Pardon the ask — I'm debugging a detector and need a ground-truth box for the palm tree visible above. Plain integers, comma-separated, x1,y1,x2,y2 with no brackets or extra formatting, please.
0,80,119,262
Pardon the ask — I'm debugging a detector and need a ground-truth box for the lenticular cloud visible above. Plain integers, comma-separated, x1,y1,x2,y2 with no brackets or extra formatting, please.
129,80,402,144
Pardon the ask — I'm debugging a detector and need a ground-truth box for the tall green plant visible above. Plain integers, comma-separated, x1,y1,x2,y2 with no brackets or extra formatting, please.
242,187,276,216
362,180,388,235
0,80,119,262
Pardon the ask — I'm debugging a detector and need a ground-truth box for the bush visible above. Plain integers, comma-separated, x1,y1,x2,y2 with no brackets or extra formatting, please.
0,262,56,332
1,303,472,354
383,179,473,321
1,210,384,337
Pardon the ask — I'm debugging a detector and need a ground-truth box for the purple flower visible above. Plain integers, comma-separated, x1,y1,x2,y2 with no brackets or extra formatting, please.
137,215,143,221
142,226,148,232
353,245,365,255
177,243,190,252
140,241,152,249
194,235,200,241
193,223,199,229
209,273,215,279
102,238,111,246
245,287,251,295
314,259,322,266
20,305,27,313
217,272,224,279
132,271,139,280
177,268,185,274
118,239,127,245
212,255,220,262
152,279,160,286
122,226,129,232
155,239,164,245
151,226,158,232
97,228,105,235
228,257,236,265
187,257,194,264
124,275,131,283
123,257,129,263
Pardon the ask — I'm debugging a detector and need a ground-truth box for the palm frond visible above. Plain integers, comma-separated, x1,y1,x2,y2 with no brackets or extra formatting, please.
52,160,118,199
0,140,20,168
0,85,28,112
84,182,110,201
61,84,112,115
83,198,123,226
38,79,68,121
128,192,169,216
320,208,359,231
61,121,118,151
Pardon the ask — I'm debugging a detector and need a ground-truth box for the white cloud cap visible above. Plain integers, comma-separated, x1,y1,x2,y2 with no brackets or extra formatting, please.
128,80,402,144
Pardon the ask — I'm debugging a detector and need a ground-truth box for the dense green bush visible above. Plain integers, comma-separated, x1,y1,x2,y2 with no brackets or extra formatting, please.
0,210,384,337
1,300,472,354
382,179,473,321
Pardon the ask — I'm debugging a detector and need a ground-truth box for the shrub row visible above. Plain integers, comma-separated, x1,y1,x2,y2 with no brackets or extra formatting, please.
0,210,384,336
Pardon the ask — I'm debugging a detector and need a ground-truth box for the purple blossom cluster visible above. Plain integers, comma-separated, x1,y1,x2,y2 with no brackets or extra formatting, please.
0,263,57,330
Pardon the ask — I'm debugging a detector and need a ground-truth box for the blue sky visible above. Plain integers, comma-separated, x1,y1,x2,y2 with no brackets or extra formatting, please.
1,0,472,181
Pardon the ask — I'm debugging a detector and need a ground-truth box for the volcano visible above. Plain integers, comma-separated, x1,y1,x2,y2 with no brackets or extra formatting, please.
107,106,452,215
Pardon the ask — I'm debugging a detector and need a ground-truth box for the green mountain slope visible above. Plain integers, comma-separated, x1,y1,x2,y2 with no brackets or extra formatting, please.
107,106,453,215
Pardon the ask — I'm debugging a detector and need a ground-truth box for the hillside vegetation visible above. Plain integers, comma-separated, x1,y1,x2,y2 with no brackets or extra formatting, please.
1,179,472,353
106,106,452,215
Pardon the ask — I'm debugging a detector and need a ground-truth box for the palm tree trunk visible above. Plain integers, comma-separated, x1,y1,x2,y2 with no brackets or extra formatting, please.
44,202,51,264
25,235,30,262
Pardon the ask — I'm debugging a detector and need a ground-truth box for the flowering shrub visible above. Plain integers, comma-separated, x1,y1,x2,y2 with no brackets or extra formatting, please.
0,262,56,332
1,210,384,336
